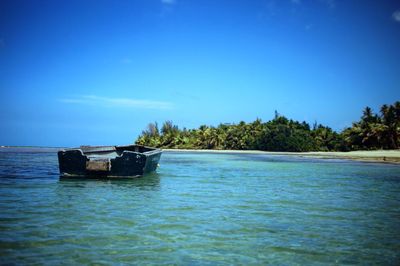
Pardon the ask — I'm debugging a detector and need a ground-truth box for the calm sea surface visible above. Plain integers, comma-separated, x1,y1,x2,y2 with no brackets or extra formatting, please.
1,148,400,265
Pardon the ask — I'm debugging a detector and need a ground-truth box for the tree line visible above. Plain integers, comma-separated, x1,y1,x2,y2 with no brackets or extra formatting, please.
135,101,400,152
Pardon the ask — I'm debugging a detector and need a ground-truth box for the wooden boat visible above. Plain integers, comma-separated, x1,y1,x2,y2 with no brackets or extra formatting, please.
58,145,162,178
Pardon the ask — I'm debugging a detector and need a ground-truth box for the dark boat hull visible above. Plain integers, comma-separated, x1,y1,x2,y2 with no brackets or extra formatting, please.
58,145,162,178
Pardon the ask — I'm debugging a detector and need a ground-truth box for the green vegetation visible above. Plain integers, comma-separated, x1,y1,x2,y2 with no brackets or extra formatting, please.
136,101,400,152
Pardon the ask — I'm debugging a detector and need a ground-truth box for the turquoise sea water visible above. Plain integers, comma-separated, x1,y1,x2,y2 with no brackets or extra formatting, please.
0,148,400,265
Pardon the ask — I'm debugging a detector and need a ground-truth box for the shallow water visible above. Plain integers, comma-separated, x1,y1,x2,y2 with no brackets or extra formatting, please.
0,148,400,265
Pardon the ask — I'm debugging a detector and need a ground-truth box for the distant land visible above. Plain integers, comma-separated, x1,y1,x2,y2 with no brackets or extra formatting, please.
2,101,399,164
136,101,400,153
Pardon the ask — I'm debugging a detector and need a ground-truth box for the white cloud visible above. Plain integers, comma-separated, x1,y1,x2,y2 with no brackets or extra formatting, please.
161,0,176,5
60,95,173,110
393,10,400,22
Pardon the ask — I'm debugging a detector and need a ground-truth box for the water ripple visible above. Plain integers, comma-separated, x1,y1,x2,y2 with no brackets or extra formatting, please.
0,150,400,264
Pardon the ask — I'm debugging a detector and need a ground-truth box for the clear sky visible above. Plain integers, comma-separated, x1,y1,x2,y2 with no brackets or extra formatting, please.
1,0,399,147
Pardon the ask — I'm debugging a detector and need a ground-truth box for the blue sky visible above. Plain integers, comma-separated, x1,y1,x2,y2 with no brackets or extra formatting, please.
1,0,399,147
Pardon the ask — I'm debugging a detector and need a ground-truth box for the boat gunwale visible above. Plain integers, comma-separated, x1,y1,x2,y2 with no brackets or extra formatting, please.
58,145,162,159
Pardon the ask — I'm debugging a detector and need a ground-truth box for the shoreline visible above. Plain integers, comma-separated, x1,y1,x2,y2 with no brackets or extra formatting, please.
1,146,399,164
163,148,400,164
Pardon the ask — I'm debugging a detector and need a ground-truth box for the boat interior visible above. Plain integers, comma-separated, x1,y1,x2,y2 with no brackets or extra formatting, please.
75,145,157,159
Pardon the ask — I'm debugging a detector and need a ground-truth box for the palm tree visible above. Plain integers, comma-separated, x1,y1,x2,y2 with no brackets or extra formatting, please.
342,123,363,150
380,104,398,148
380,104,389,123
361,106,378,125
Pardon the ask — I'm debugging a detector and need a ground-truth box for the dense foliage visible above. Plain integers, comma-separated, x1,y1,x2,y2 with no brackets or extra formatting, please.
136,102,400,152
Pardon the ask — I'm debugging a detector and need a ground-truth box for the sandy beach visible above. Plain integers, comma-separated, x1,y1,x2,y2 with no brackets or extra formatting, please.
164,149,400,164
